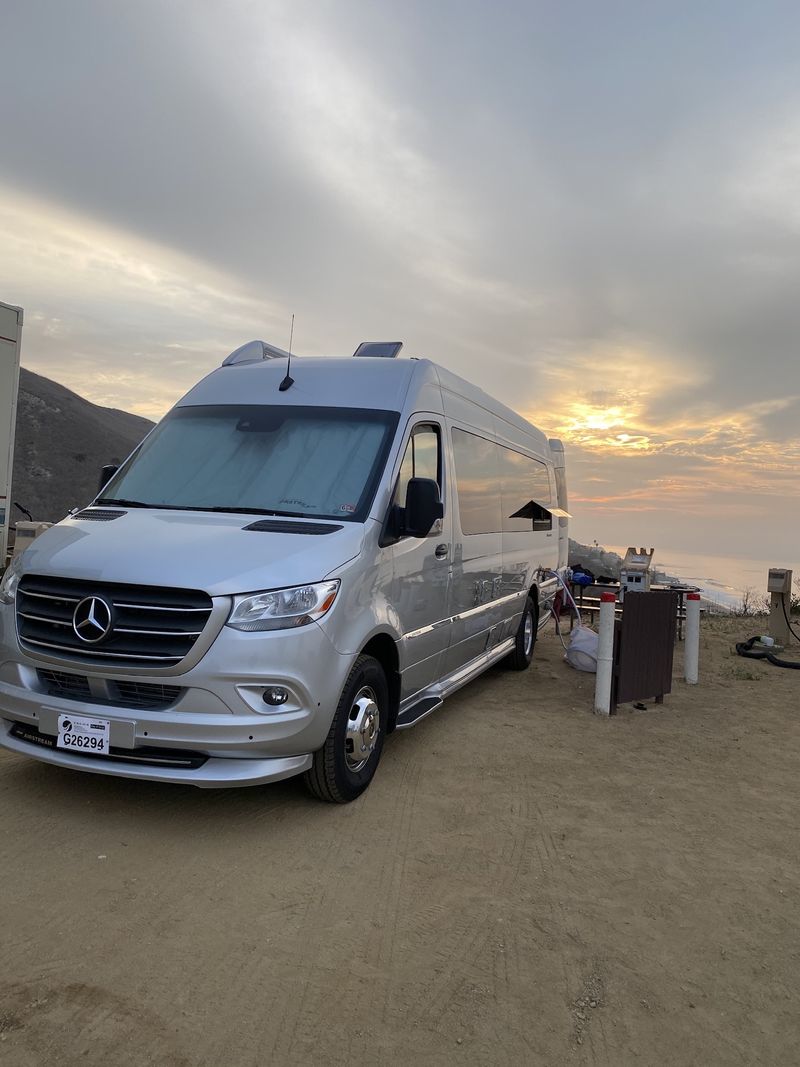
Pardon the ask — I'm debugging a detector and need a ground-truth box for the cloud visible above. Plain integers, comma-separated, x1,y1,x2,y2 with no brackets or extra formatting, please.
0,186,287,416
0,1,798,560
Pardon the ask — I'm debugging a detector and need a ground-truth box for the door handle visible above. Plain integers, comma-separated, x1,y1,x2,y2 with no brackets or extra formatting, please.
435,543,449,559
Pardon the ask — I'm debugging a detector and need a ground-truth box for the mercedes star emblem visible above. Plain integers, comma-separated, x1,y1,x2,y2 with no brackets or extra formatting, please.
72,596,113,644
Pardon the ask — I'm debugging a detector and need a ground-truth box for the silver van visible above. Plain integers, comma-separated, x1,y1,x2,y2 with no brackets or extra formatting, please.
0,343,569,802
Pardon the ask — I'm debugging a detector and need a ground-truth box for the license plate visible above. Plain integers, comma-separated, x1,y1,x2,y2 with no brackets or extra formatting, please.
57,713,111,755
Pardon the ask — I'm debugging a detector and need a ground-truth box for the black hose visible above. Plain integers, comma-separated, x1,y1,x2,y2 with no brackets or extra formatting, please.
735,635,800,670
781,596,800,643
13,502,33,522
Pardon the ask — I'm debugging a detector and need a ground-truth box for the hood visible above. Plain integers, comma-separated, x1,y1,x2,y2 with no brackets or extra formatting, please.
17,510,366,596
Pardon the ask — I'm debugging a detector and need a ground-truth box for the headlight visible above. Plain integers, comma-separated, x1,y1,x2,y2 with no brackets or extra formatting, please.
226,580,340,632
0,557,23,604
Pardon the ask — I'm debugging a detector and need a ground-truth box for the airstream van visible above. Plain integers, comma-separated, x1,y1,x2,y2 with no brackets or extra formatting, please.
0,342,569,802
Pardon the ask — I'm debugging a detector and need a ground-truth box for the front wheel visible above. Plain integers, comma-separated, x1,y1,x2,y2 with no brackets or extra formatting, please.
304,654,388,803
504,596,537,671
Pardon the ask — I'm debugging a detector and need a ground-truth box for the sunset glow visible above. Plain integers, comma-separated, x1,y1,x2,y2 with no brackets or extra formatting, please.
1,2,797,561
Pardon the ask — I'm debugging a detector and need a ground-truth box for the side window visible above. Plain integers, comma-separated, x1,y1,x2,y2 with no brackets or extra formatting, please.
498,446,552,533
451,428,501,535
392,424,441,508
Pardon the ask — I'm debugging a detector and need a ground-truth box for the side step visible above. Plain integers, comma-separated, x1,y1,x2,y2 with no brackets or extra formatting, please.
395,696,443,730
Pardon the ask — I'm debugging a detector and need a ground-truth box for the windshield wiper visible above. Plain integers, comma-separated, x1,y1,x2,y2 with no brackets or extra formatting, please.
95,497,164,509
203,506,309,517
96,500,314,518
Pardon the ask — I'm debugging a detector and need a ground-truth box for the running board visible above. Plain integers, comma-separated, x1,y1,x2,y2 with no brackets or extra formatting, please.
394,636,516,731
395,696,443,730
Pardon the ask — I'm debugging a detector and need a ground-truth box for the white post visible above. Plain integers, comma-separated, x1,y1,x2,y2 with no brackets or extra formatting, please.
594,591,616,715
685,592,700,684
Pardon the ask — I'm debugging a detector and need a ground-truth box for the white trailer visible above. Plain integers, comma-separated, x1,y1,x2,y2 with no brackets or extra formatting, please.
0,302,23,565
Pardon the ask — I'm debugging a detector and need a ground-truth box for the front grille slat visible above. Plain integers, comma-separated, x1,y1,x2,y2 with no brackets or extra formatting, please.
21,590,81,604
18,576,213,670
114,627,203,637
25,637,186,662
114,603,210,613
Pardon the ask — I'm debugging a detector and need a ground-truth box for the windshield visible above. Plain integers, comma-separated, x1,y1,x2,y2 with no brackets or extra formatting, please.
100,405,399,521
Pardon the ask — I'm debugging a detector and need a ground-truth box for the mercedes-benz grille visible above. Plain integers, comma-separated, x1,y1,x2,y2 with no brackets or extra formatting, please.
16,575,213,669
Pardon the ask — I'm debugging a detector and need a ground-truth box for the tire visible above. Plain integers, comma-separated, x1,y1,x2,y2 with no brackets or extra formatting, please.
504,595,537,671
304,654,388,803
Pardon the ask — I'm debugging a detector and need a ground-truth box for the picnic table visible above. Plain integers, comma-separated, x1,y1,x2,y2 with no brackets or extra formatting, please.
569,581,701,640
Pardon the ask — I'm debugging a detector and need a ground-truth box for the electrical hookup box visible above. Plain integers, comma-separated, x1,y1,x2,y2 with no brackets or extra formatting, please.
0,302,23,566
620,547,655,596
767,569,792,595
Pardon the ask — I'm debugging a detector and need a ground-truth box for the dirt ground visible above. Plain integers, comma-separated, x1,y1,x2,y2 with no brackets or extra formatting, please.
1,615,799,1066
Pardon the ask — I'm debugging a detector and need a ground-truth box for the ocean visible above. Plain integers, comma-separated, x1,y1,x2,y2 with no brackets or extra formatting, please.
606,546,797,612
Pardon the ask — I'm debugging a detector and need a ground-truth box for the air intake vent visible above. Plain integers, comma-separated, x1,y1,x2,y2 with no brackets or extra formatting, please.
17,576,213,670
243,520,343,535
36,669,182,710
73,509,127,521
108,680,182,710
37,668,91,701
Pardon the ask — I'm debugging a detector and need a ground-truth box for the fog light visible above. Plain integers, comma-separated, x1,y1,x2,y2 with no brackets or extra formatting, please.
263,686,289,706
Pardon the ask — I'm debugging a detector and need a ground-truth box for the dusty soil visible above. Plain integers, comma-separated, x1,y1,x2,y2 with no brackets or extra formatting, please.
1,616,799,1066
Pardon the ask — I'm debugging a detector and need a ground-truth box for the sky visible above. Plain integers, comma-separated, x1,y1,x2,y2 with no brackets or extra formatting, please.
1,0,798,564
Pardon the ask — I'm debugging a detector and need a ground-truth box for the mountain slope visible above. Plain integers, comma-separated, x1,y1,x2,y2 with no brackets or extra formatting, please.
11,368,155,523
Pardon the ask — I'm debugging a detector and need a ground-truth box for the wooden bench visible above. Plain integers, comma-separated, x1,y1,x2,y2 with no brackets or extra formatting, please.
569,589,702,641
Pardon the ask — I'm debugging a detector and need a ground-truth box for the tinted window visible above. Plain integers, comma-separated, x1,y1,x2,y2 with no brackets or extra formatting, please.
451,428,501,535
498,447,552,533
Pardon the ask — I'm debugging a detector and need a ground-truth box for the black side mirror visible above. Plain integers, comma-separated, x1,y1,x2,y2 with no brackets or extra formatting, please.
98,464,119,493
404,478,443,538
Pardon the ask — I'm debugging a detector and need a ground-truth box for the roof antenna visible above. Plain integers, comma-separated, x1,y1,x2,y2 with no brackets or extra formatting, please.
279,313,295,391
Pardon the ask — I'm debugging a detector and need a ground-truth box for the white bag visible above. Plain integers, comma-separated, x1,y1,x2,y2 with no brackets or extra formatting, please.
565,625,599,673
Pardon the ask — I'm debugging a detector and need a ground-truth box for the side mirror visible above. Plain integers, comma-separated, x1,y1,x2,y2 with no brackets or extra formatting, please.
98,464,119,493
404,478,443,538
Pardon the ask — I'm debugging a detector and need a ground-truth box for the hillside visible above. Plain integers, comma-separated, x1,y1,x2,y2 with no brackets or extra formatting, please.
11,368,155,523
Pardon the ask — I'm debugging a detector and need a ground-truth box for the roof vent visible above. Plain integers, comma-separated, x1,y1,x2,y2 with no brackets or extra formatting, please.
353,341,403,359
222,340,291,367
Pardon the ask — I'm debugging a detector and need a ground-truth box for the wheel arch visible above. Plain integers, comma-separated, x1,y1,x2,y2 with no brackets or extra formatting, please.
360,632,401,733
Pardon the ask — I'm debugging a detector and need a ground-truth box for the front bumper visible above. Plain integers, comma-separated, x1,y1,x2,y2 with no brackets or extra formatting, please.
0,718,311,787
0,608,355,787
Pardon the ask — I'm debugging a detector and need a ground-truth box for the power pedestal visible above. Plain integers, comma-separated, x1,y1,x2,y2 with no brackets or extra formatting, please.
767,568,793,646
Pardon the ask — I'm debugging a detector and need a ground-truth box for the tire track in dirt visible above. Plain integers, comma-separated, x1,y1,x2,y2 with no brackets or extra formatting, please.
257,775,431,1064
404,775,536,1036
374,753,424,1025
0,980,191,1066
227,817,344,1066
530,797,615,1060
